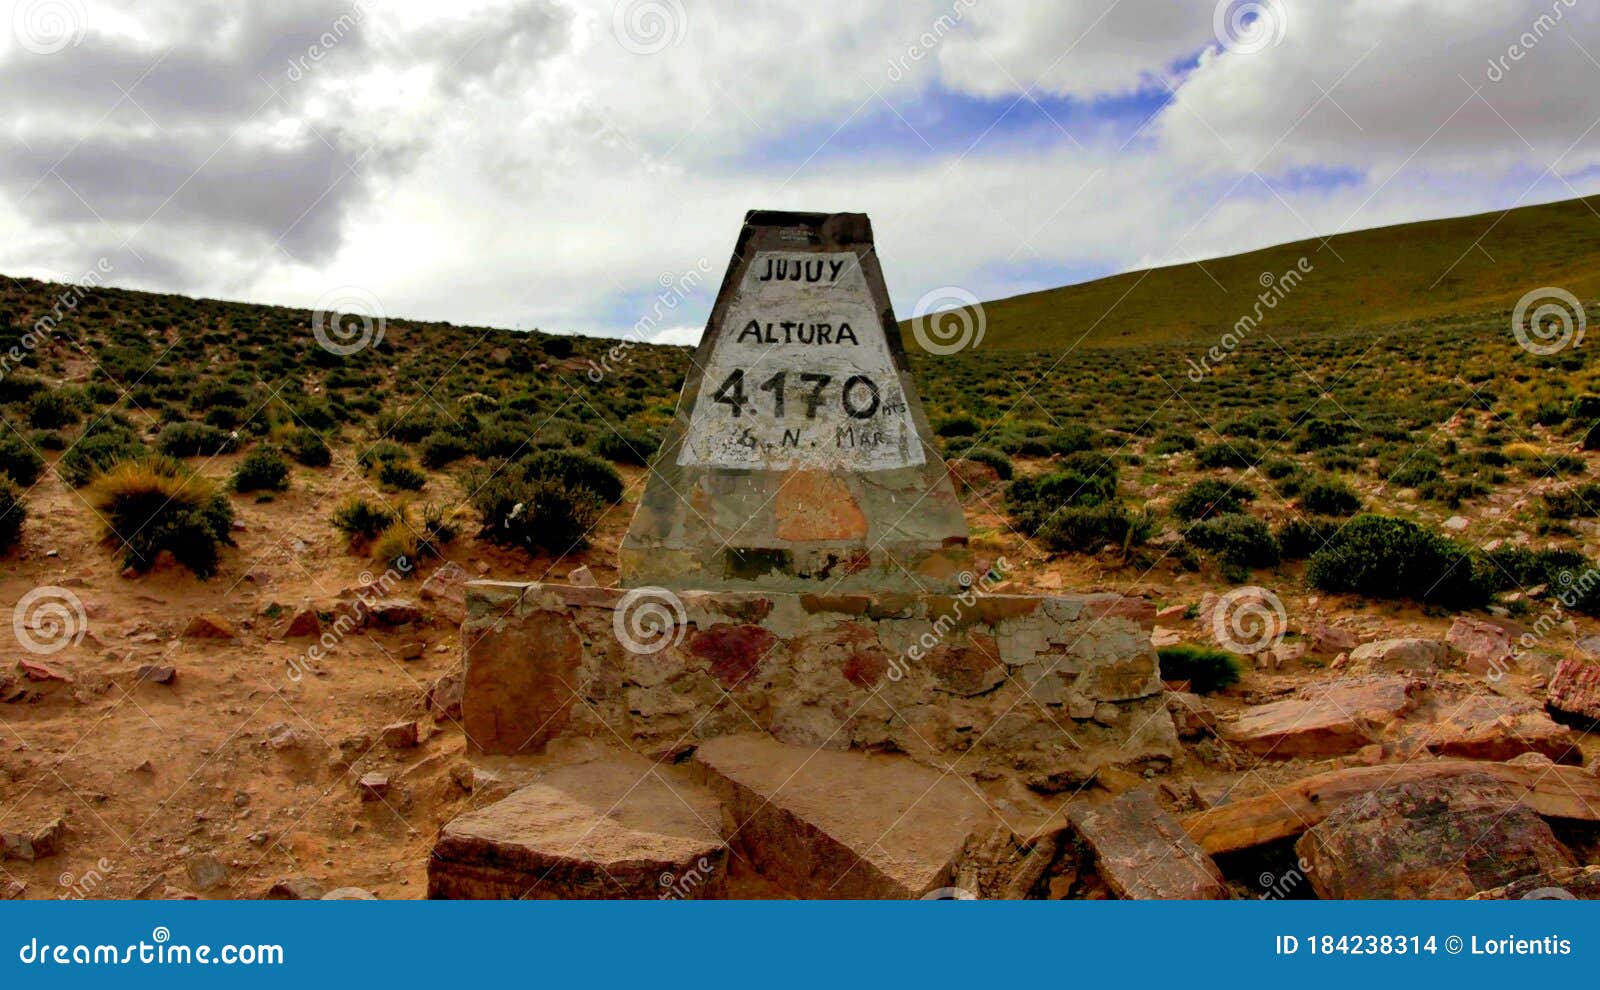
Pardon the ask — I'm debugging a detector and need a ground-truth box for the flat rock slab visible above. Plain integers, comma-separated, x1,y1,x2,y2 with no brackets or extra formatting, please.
1219,676,1422,758
1425,694,1578,764
428,752,726,899
1066,788,1226,900
1296,772,1576,899
1183,760,1600,855
689,734,994,899
1547,658,1600,723
1471,865,1600,900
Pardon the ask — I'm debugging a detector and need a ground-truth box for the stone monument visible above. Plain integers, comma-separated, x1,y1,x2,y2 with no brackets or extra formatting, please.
430,211,1178,899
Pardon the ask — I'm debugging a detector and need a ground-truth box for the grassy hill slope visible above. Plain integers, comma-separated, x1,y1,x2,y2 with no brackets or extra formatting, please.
901,195,1600,351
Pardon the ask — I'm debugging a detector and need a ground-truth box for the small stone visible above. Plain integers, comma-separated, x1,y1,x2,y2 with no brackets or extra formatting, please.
567,565,598,587
266,876,325,900
2,880,24,900
367,599,422,627
321,886,378,900
135,664,177,685
182,613,237,640
1443,515,1470,532
427,671,463,722
381,720,419,749
278,607,321,639
186,853,228,892
1155,603,1188,620
1448,616,1512,676
400,641,425,661
358,772,390,801
18,658,72,683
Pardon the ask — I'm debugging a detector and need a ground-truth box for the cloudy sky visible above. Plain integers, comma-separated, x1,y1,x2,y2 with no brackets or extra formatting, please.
1,0,1598,342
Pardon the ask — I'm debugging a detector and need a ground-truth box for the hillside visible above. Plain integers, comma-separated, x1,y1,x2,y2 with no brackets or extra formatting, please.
900,195,1600,351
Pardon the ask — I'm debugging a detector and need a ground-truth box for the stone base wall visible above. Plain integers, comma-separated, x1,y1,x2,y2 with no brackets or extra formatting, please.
461,581,1177,791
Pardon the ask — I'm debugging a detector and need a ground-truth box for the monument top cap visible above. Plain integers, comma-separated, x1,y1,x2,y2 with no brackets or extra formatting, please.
619,209,972,594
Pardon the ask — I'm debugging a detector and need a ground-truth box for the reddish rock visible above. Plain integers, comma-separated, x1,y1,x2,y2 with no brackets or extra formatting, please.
429,752,726,899
420,563,469,623
381,720,419,749
278,607,321,639
1296,772,1577,899
1547,658,1600,723
266,877,326,900
926,636,1005,697
1220,676,1423,758
1067,788,1227,900
367,599,422,627
1347,638,1451,672
461,610,582,754
1309,622,1358,654
358,772,390,801
427,670,464,723
1166,692,1216,740
1427,694,1578,764
1470,865,1600,900
182,613,237,640
135,664,176,685
688,735,993,899
17,658,71,683
1448,616,1512,676
841,649,889,689
689,624,777,690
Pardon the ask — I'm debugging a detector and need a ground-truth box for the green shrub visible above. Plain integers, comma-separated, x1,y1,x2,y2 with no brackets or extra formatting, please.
1186,513,1280,581
1037,503,1152,554
1276,516,1341,560
89,457,234,576
419,431,472,469
357,440,409,468
59,429,146,487
28,389,79,429
377,458,427,491
1150,431,1196,455
333,496,396,543
157,421,237,457
951,446,1014,481
1194,440,1262,470
0,435,44,486
1306,514,1494,609
232,447,290,493
466,469,603,554
1301,478,1362,517
935,414,980,438
592,429,659,467
0,478,23,555
284,428,331,467
1544,482,1600,518
1172,479,1255,521
1006,465,1119,534
520,448,624,505
1157,644,1242,694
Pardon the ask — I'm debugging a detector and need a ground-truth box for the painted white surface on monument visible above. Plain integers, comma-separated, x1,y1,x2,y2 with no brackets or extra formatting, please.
677,251,925,471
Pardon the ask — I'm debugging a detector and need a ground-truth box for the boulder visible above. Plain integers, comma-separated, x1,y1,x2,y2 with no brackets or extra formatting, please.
1426,694,1578,764
566,565,598,588
1347,638,1451,672
1295,772,1576,899
1448,616,1512,676
1219,676,1423,758
428,752,727,899
688,734,994,899
1547,658,1600,723
185,853,228,892
135,664,176,685
1165,692,1216,740
322,887,378,900
426,670,464,723
181,613,237,640
1066,788,1226,900
17,658,72,683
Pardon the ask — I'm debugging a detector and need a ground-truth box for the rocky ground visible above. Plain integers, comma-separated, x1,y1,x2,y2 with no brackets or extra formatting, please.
3,444,1600,901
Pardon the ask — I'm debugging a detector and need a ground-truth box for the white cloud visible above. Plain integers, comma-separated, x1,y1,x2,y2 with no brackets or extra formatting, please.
2,0,1598,337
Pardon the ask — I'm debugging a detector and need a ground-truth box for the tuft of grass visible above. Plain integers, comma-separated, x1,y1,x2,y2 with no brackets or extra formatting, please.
0,478,24,555
89,456,234,577
1158,645,1242,695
